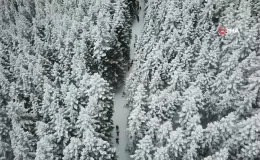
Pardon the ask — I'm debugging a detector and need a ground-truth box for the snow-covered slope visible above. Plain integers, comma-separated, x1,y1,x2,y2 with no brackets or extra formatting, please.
112,0,145,159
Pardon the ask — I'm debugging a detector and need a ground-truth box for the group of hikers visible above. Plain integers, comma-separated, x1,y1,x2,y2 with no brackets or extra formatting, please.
115,3,141,144
136,6,141,22
128,60,134,71
115,125,120,144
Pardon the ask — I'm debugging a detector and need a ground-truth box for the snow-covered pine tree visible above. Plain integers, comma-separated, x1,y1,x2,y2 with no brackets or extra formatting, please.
63,73,116,160
112,0,132,80
131,135,154,160
127,84,148,153
64,98,116,160
0,10,14,160
0,76,13,160
88,0,132,89
7,97,37,160
203,148,229,160
79,73,114,141
36,78,69,159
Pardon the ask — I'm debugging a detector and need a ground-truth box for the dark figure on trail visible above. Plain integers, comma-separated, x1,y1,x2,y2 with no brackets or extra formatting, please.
116,131,119,136
140,6,141,10
116,125,119,130
128,63,131,71
122,92,126,97
134,34,138,48
128,60,133,71
116,137,119,144
137,15,139,22
136,1,139,9
131,60,134,66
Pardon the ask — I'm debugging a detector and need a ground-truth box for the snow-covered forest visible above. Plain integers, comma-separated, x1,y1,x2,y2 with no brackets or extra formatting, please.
0,0,136,159
126,0,260,159
0,0,260,160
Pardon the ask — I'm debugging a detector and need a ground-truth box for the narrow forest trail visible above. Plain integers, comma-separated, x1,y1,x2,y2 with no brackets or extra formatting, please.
112,0,145,159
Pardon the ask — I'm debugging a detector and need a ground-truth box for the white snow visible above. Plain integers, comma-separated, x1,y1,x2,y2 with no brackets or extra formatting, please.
112,0,145,159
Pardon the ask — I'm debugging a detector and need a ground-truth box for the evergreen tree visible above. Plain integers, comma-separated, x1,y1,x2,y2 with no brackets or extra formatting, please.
127,84,148,153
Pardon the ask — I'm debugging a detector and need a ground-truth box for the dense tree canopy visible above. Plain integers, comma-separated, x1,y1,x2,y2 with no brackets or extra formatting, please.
0,0,134,159
126,0,260,159
1,0,259,159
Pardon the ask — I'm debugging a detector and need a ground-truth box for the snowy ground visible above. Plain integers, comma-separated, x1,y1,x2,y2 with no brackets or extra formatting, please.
112,0,145,159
